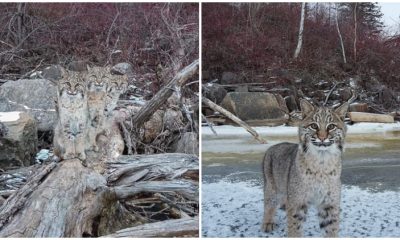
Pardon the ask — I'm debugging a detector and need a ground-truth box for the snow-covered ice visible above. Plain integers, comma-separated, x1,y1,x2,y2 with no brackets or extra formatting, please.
0,111,21,122
202,122,400,137
202,179,400,237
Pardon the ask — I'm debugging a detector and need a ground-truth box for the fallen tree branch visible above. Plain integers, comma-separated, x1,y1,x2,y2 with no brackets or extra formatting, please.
131,60,199,128
101,217,199,237
323,82,337,106
201,113,218,136
107,153,198,183
113,180,197,201
202,97,267,144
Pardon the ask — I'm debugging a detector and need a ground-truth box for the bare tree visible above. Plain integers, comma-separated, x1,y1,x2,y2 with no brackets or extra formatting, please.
353,3,357,62
294,2,306,59
335,3,347,64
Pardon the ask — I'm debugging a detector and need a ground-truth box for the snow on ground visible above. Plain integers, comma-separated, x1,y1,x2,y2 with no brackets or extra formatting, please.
0,112,21,122
202,122,400,137
202,179,400,237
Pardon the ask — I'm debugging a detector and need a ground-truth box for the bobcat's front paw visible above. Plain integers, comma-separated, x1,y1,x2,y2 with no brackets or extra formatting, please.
262,222,276,232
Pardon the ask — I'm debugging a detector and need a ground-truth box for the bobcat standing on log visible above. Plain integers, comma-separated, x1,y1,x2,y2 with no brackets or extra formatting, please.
261,99,349,237
53,69,88,161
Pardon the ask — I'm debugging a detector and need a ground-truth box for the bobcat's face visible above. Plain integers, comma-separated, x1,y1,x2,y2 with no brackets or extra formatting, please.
59,71,86,99
107,75,128,97
299,100,348,152
87,67,110,92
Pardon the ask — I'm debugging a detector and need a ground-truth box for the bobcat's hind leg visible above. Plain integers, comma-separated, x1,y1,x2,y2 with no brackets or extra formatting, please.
262,182,279,232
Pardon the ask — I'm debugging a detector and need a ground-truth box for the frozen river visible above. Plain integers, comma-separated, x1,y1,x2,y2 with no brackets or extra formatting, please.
201,123,400,237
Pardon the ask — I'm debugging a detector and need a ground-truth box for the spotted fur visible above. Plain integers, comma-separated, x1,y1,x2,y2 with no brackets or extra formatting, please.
262,99,349,237
53,69,88,162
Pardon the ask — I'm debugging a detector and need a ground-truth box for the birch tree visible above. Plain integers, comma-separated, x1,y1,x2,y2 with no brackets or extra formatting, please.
335,3,347,64
353,3,357,62
294,2,306,59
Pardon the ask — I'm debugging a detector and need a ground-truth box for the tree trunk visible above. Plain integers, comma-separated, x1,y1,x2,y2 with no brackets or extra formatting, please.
353,3,357,62
0,153,198,237
335,3,347,64
294,2,306,59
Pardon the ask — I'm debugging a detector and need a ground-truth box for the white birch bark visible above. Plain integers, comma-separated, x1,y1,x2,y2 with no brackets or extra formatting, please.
335,3,347,64
294,2,306,59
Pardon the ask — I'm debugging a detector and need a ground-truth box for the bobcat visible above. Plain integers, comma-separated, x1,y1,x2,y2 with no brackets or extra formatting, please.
53,69,88,161
86,66,110,151
105,74,128,118
261,99,349,237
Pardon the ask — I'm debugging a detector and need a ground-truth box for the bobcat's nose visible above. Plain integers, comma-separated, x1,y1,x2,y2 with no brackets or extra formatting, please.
318,132,328,142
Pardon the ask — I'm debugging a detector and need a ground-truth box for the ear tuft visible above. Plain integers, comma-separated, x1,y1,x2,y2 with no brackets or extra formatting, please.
300,99,315,118
335,102,349,120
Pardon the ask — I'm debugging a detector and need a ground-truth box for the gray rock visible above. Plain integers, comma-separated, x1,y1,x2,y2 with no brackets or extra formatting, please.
111,62,133,76
221,92,289,126
235,85,248,92
221,72,239,84
0,112,38,169
285,95,298,112
0,79,57,131
202,83,227,104
42,65,63,81
338,88,352,102
68,61,87,72
175,132,198,156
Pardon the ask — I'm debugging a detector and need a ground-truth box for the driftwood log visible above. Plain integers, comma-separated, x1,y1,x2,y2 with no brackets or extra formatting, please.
202,97,267,144
102,217,199,237
348,112,395,123
0,61,200,237
0,153,198,237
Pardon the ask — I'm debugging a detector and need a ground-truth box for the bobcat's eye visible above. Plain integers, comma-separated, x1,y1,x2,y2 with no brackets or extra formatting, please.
327,124,336,131
309,123,318,130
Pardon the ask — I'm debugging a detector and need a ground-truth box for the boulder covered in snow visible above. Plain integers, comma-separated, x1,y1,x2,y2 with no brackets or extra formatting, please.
0,112,38,169
111,62,133,76
0,79,57,131
221,92,289,126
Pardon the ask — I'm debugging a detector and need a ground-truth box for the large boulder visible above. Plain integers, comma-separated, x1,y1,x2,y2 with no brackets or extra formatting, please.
111,62,133,76
0,112,38,169
0,79,57,131
221,92,289,126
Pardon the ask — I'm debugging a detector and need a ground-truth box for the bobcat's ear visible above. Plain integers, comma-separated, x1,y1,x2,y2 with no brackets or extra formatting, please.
60,67,68,79
300,99,315,118
334,102,349,120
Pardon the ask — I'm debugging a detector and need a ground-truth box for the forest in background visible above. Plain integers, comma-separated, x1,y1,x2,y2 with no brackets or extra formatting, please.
0,2,198,94
202,2,400,110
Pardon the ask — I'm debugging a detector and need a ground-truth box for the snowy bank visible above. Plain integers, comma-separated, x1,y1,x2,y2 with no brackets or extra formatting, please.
202,180,400,237
202,122,400,137
0,112,21,122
